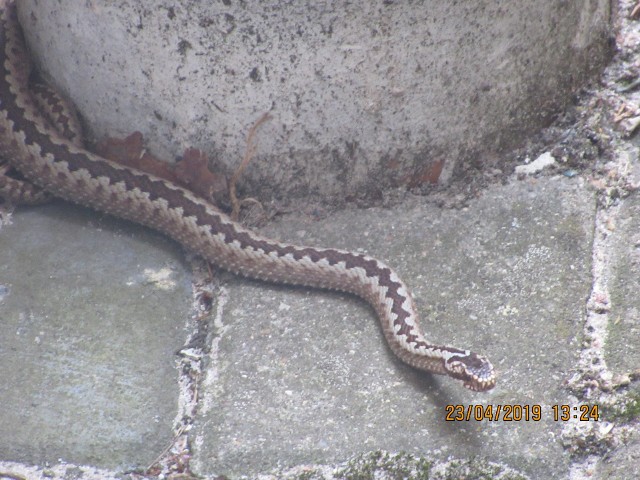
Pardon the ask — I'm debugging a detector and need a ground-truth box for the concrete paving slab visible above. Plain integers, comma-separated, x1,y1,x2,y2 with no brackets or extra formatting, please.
581,188,640,480
191,176,595,479
0,203,192,470
607,195,640,377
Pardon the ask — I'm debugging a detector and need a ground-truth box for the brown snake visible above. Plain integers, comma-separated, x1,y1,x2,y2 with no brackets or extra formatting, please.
0,1,495,392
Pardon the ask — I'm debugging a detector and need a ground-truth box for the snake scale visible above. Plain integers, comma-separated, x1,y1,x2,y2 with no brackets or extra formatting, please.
0,0,495,391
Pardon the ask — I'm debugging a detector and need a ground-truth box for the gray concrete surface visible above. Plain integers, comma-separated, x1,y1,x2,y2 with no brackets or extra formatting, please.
192,178,594,478
17,0,611,203
0,204,192,470
2,169,640,479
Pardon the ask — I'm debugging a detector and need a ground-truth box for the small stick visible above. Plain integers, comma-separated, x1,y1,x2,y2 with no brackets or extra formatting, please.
229,112,272,221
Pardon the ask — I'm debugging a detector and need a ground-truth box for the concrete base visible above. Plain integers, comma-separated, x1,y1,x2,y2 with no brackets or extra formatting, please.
18,0,611,204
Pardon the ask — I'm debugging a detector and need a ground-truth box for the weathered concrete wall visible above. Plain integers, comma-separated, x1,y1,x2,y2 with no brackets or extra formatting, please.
18,0,612,204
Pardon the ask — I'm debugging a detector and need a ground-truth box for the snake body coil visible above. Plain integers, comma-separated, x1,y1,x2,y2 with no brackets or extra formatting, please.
0,0,495,391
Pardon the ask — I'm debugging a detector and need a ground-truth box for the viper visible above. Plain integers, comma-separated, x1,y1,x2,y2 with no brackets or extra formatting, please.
0,0,496,392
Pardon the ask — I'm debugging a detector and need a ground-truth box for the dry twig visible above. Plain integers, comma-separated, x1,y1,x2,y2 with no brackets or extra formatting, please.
229,112,272,221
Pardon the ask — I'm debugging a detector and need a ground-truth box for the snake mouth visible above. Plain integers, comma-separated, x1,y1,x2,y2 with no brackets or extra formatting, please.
463,377,497,392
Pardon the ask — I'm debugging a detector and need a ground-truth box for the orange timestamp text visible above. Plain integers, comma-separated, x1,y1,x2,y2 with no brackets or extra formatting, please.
445,404,600,422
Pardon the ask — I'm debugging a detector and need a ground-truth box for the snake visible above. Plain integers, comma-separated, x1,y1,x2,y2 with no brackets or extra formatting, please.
0,0,496,392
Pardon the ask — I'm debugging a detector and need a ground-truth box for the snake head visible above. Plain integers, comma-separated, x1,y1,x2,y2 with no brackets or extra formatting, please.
444,351,496,392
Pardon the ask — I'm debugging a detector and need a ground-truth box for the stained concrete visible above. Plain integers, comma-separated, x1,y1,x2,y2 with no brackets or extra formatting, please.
17,0,611,203
0,203,192,470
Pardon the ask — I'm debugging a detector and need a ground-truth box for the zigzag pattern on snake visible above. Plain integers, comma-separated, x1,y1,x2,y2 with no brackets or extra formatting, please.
0,0,496,391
